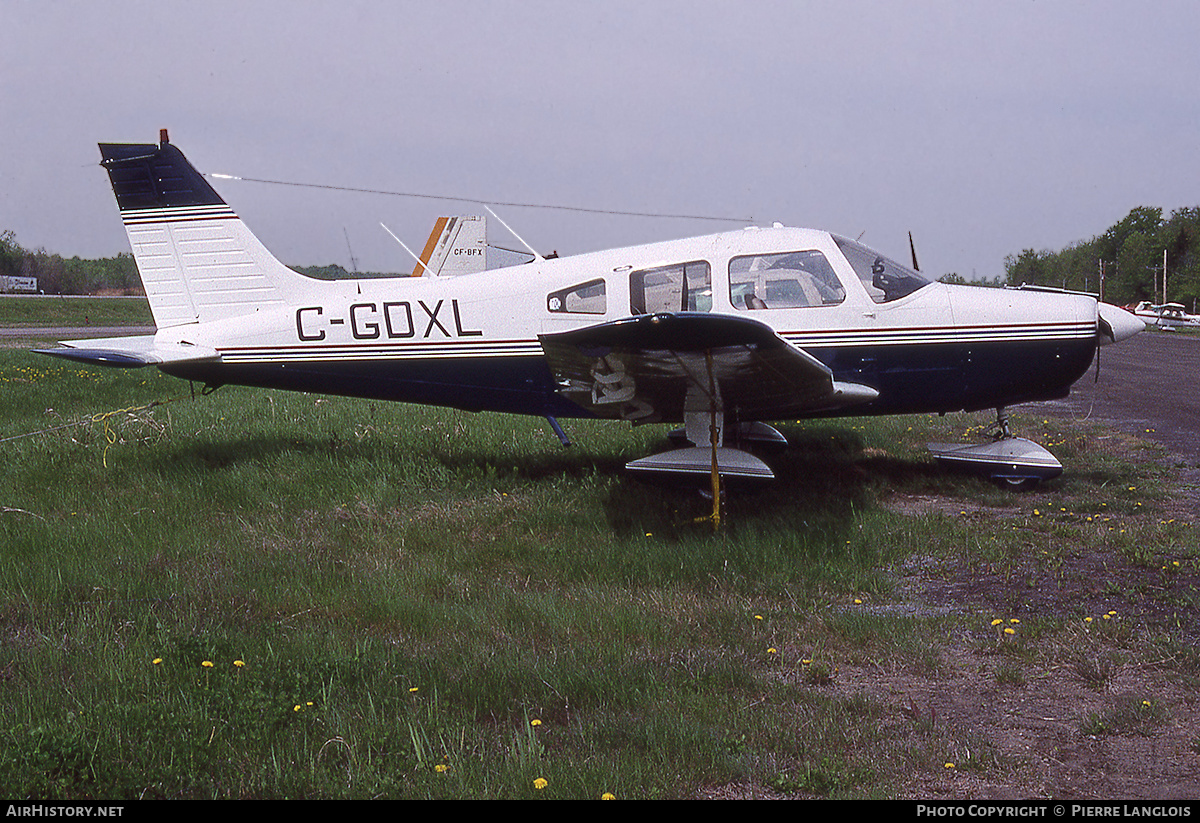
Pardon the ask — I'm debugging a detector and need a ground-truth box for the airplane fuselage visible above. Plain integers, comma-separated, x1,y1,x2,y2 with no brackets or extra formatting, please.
153,226,1099,422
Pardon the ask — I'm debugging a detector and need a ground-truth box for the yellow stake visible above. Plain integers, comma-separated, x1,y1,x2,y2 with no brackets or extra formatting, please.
707,350,721,531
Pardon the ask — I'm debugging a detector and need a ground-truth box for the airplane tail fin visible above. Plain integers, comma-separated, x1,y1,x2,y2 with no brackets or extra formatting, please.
411,215,486,277
99,132,313,329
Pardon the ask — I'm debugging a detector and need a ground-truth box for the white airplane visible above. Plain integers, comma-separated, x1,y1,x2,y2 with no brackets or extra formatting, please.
38,133,1144,500
1128,301,1200,330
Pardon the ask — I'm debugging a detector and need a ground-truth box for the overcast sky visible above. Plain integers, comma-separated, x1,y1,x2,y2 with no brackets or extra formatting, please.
2,1,1197,280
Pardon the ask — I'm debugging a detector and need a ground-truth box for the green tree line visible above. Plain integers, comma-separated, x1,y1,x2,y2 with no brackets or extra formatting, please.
0,229,140,295
0,229,402,294
1004,206,1200,310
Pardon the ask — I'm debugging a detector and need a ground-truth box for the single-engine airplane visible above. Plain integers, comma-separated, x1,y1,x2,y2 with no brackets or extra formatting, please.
38,133,1144,498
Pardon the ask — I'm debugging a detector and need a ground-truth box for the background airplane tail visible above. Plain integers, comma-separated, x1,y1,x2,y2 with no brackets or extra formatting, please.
99,132,311,329
411,216,486,277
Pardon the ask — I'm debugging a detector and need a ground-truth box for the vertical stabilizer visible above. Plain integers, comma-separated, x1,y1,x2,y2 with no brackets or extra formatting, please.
411,215,486,277
99,136,314,328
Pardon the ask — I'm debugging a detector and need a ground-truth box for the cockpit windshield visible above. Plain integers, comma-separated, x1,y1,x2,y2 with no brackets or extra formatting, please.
833,236,934,303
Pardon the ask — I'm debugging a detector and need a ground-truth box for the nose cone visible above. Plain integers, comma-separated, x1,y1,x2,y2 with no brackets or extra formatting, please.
1097,302,1145,345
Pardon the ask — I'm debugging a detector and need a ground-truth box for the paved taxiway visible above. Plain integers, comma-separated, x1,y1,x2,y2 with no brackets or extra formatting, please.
0,326,152,339
1029,330,1200,479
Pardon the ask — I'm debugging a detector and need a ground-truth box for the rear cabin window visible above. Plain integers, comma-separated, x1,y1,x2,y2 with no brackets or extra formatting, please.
729,250,845,310
630,261,712,314
548,279,606,314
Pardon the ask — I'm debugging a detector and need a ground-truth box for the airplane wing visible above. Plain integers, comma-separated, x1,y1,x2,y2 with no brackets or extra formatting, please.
538,312,878,423
34,335,219,368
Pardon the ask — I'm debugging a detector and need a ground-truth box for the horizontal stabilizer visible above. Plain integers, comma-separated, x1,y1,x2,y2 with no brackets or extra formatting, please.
35,335,219,368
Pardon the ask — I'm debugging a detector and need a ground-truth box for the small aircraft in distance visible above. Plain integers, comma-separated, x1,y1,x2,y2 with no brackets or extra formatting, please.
38,132,1144,509
1127,301,1200,330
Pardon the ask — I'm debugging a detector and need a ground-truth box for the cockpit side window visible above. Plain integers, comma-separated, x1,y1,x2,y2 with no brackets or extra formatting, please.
630,261,712,314
834,236,933,303
548,279,606,314
729,250,845,310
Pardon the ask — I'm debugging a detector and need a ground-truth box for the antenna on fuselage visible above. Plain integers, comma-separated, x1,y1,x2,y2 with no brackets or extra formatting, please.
908,231,920,272
484,205,544,262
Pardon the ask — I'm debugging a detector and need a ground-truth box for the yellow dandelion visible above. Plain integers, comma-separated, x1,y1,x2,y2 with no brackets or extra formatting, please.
854,599,862,605
754,614,763,621
991,619,1003,626
1009,618,1020,624
533,777,548,790
294,705,302,712
1142,700,1151,707
1084,616,1093,623
152,658,162,665
435,764,448,773
233,660,245,668
409,687,419,693
602,792,616,800
201,660,213,668
944,762,956,769
767,647,777,654
530,719,542,727
1004,627,1016,635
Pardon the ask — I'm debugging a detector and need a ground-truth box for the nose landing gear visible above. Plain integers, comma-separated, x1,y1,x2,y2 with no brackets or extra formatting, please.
927,407,1062,490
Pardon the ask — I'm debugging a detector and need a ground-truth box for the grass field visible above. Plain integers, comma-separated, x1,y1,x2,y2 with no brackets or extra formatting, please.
0,338,1197,799
0,295,153,328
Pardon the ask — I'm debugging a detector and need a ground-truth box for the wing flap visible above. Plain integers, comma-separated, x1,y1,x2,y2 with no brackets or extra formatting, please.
538,313,877,422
